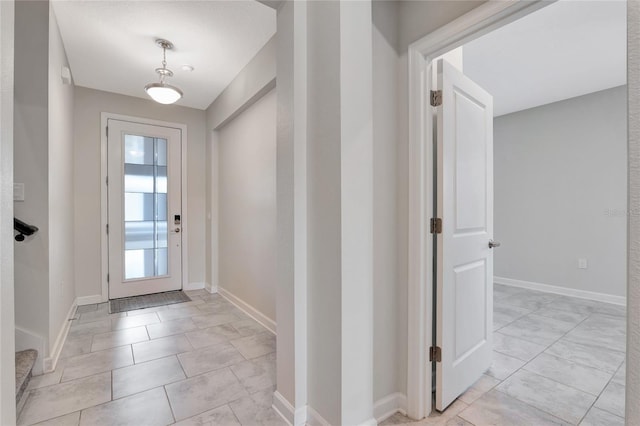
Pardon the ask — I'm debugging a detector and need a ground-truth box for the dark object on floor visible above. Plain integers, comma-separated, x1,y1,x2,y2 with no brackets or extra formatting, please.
110,290,192,313
16,349,37,405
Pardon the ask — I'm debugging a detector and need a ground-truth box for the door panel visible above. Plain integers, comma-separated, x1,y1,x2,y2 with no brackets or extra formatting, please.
108,119,182,299
435,59,494,411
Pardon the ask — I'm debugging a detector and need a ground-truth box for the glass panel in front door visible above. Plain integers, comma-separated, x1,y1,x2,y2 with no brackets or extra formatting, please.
123,134,169,280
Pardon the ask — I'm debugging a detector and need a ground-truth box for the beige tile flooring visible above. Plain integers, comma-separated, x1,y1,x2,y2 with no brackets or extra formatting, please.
383,284,626,426
18,290,285,426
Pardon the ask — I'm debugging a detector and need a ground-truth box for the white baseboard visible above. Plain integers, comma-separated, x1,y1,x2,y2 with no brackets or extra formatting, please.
77,294,103,306
494,276,626,306
43,299,76,373
205,282,219,294
273,391,307,426
184,282,206,291
307,406,331,426
15,327,45,376
218,286,276,334
374,392,407,423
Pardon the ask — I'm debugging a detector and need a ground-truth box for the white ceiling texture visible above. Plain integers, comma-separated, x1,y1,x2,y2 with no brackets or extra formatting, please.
52,1,276,110
463,0,626,117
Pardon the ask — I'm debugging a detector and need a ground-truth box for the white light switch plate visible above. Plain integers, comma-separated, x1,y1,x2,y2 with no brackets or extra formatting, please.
578,258,588,269
13,183,24,201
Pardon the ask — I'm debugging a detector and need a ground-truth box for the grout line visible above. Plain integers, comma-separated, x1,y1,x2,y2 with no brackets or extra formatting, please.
491,386,574,424
163,385,178,423
491,294,625,424
175,351,189,379
577,372,615,424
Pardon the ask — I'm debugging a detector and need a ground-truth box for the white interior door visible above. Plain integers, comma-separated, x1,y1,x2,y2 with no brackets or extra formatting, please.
435,59,494,410
107,119,182,299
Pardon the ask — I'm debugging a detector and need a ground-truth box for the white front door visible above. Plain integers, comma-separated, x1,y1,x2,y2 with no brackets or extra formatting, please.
434,59,494,410
107,119,183,299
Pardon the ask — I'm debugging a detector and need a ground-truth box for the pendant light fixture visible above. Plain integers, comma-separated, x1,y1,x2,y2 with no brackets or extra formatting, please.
145,39,183,105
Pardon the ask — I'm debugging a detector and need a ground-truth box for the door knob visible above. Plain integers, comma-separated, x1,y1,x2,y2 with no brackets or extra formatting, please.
174,228,181,233
489,240,501,249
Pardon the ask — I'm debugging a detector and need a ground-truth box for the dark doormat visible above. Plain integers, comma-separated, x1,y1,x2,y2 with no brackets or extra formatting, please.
110,290,191,314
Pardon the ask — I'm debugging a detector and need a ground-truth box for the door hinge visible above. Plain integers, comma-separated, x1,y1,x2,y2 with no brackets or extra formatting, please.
106,126,109,137
429,346,442,362
430,90,442,107
106,224,109,235
107,273,109,283
430,218,442,234
105,176,108,185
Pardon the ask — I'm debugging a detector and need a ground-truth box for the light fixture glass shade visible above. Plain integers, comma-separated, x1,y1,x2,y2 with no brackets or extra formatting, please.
144,82,183,104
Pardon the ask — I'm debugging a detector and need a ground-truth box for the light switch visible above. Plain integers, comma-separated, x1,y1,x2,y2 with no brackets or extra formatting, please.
13,183,24,201
578,258,588,269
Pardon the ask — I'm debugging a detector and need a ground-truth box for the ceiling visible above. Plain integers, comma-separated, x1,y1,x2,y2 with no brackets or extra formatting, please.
462,0,626,117
52,1,276,110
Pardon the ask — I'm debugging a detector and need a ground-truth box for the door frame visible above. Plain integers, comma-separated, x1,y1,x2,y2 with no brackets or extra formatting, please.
100,112,189,302
405,0,552,419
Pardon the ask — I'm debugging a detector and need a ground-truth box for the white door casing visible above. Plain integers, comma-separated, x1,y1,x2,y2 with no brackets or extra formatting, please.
107,119,183,299
435,59,494,411
406,1,554,418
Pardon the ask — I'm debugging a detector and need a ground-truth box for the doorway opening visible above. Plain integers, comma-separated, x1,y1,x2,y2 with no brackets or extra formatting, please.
406,1,627,423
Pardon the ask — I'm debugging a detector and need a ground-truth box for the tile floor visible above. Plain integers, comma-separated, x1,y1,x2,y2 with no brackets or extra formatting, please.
383,284,626,426
19,285,627,426
18,290,285,426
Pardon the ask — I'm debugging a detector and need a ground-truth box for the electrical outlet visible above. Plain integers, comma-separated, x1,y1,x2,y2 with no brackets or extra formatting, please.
578,258,588,269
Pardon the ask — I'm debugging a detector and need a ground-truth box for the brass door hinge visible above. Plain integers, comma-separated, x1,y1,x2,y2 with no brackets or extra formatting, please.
430,218,442,234
429,346,441,362
430,90,442,107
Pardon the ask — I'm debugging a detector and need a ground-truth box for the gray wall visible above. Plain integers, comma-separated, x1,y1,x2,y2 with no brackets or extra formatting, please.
206,35,276,295
73,87,207,298
372,0,400,403
0,0,16,421
494,86,627,297
306,2,343,421
626,3,639,421
14,0,50,348
217,88,277,322
207,36,275,130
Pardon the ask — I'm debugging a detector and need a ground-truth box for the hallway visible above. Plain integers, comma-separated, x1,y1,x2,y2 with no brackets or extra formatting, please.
16,284,627,425
17,291,282,426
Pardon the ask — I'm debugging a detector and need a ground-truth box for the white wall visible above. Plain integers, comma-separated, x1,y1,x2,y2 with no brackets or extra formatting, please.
217,88,277,322
0,0,16,422
48,5,75,353
494,86,627,297
73,87,207,299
